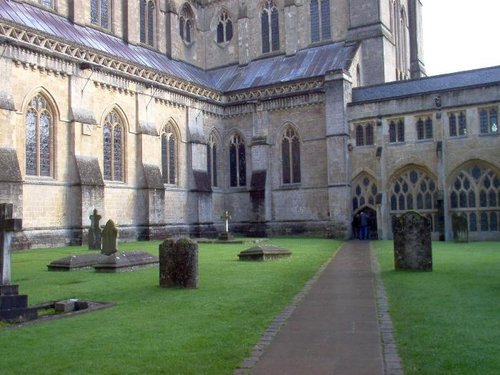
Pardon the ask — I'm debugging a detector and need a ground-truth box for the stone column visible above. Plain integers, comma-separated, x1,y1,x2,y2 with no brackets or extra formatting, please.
408,0,427,78
284,1,298,56
324,70,353,238
237,2,250,66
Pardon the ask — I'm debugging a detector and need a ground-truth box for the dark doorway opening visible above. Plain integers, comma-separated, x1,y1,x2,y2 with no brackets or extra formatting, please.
352,207,378,240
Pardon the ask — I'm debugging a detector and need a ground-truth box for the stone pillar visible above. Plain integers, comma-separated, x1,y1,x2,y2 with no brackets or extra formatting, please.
408,0,427,79
159,237,198,288
237,3,250,66
123,1,140,45
284,1,298,56
69,0,86,26
141,164,166,240
324,70,352,238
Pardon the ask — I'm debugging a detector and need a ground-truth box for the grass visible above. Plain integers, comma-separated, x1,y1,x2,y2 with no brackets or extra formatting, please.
0,237,341,375
374,241,500,375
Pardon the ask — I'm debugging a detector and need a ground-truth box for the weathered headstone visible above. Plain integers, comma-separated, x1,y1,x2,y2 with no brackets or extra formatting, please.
238,245,292,261
0,203,37,322
88,209,102,250
392,211,432,271
101,219,118,255
452,213,468,243
159,237,198,288
218,211,234,241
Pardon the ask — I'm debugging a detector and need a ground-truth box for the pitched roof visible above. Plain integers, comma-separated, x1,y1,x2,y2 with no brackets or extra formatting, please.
0,0,358,94
352,66,500,104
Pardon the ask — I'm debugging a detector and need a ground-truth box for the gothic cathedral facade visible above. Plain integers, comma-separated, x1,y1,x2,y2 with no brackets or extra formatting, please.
0,0,498,249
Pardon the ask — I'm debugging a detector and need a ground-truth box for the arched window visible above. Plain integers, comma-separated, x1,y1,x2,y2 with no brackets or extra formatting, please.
161,123,177,184
261,0,279,53
229,133,246,187
216,10,233,44
390,168,438,230
207,133,218,187
140,0,155,46
282,127,301,184
25,94,53,177
103,110,124,181
180,4,195,44
450,164,500,232
91,0,110,29
393,1,409,80
352,175,378,212
310,0,331,43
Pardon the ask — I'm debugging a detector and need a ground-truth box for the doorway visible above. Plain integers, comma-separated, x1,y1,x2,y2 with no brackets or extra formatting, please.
352,207,378,240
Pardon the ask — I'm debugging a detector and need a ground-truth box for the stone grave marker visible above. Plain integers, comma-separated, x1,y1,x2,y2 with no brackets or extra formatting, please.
88,209,102,250
159,237,198,288
238,245,291,261
452,213,468,243
101,219,118,255
218,210,234,241
0,203,37,322
392,211,432,271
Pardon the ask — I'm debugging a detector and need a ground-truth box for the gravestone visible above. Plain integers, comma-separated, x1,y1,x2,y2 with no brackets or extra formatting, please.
159,237,198,288
88,209,102,250
392,211,432,271
218,211,234,241
0,203,37,322
238,245,292,261
452,213,469,243
101,219,118,255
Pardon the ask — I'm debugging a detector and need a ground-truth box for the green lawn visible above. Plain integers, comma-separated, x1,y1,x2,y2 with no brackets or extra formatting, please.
1,238,341,375
374,241,500,375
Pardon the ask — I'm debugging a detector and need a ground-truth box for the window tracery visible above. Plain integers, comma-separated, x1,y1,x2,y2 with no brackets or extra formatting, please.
216,10,233,44
103,110,124,181
229,133,246,187
180,4,195,44
352,175,378,212
261,0,279,53
282,126,301,184
310,0,331,43
207,133,218,187
161,123,177,185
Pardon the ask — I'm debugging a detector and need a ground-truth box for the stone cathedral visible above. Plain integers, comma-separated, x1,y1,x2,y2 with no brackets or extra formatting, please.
0,0,498,249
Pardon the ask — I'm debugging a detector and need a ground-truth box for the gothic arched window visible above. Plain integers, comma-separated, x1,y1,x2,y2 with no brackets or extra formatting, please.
103,110,124,181
450,164,500,232
390,169,438,230
352,175,378,212
91,0,110,29
310,0,331,43
140,0,156,46
25,94,53,177
207,133,218,187
161,123,177,185
261,0,279,53
180,4,195,44
216,10,233,44
229,133,246,187
392,1,409,80
282,127,301,184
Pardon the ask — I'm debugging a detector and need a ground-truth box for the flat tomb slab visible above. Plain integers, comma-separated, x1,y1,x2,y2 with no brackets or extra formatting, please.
94,251,159,272
47,254,108,271
238,246,292,261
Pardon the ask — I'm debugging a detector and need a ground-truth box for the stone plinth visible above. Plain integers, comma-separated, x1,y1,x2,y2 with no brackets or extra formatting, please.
218,232,234,241
47,253,108,271
0,284,37,323
238,246,292,261
94,251,159,272
159,238,198,288
392,212,432,271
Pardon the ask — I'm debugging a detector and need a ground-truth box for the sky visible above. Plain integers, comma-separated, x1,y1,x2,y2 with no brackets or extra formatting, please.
422,0,500,76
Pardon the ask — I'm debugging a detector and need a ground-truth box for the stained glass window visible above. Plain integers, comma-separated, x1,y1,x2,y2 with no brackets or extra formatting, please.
161,124,177,185
103,111,124,181
140,0,155,46
261,0,279,53
216,10,233,44
25,95,52,177
450,164,500,233
207,133,218,187
229,134,246,187
282,127,301,185
311,0,331,43
352,174,378,212
91,0,110,29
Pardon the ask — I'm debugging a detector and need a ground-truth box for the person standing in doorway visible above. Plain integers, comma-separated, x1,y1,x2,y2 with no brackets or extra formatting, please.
360,211,369,240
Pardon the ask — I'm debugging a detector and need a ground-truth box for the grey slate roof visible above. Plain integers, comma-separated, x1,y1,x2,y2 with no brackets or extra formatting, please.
0,0,358,93
352,65,500,103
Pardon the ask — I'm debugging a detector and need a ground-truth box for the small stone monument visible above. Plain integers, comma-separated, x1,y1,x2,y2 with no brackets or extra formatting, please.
218,210,234,241
238,245,292,261
88,209,102,250
392,211,432,271
101,219,118,256
0,203,37,322
159,237,198,288
452,213,468,243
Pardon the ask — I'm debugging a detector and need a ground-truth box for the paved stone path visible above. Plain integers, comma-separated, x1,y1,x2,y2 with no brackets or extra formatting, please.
236,240,402,375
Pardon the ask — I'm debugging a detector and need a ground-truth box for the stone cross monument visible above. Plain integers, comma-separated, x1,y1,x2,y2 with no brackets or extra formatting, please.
0,203,22,285
88,209,102,250
218,211,234,241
